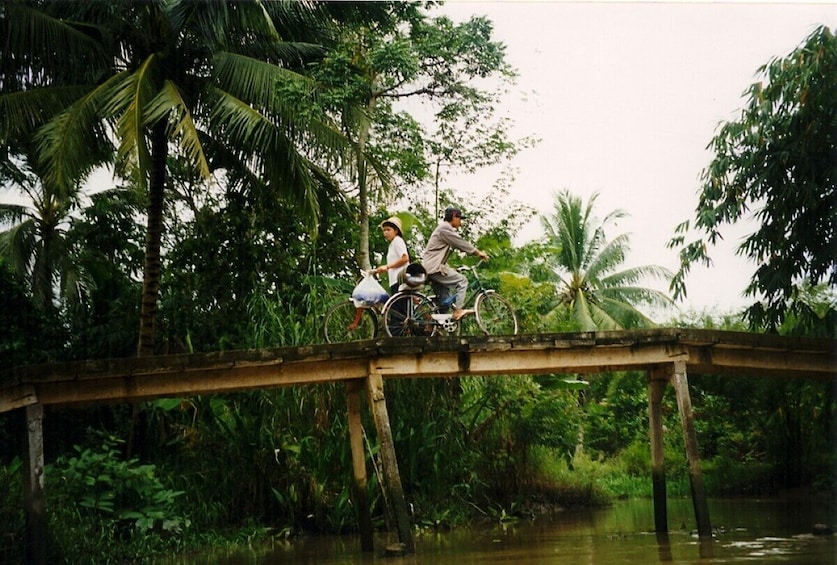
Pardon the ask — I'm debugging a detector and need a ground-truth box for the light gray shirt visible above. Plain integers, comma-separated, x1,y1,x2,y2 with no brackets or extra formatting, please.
421,221,477,275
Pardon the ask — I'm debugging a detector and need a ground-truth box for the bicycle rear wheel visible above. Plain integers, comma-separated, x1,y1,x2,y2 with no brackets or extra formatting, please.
323,300,378,343
475,292,518,335
383,292,438,337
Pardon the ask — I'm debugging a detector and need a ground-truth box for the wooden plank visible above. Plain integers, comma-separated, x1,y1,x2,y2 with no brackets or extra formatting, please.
671,361,712,538
23,358,370,408
366,371,414,553
375,345,689,378
685,346,834,378
346,381,373,552
648,369,668,533
0,385,37,413
1,329,834,415
23,404,47,565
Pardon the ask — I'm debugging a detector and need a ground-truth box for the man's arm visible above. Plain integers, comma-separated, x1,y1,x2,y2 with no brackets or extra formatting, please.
439,224,489,261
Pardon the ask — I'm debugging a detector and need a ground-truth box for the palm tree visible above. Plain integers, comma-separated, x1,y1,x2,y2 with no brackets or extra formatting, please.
0,175,78,316
1,1,351,356
540,190,674,331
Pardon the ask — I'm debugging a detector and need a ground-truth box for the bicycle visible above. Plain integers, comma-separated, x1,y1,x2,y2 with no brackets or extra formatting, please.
381,261,518,338
322,265,432,343
323,261,518,343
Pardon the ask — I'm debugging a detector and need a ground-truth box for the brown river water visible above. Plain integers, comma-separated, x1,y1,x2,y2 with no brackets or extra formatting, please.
165,494,836,564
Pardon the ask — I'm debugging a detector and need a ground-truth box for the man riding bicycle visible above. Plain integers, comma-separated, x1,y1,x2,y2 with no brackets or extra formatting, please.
421,207,489,321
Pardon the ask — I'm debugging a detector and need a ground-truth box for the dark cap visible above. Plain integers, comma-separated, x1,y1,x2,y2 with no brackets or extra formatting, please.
444,208,466,221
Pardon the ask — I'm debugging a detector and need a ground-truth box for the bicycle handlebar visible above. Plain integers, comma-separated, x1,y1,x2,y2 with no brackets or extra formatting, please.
457,259,487,273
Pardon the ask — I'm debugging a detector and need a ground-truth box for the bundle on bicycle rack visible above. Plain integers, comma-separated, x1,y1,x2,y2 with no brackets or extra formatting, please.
351,272,389,307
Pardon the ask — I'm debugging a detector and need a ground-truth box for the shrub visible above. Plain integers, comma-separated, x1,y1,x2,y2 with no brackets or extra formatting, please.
47,433,190,561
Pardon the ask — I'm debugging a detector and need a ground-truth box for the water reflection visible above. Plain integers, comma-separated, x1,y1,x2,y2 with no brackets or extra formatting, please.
165,496,835,564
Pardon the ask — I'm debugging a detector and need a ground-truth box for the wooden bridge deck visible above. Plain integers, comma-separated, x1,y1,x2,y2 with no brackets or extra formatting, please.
1,328,833,413
4,328,835,562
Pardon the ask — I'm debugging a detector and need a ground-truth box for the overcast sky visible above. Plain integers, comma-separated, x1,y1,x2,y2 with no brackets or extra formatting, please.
434,1,835,314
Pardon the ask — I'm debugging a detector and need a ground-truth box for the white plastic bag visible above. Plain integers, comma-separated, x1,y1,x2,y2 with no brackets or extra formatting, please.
351,273,389,307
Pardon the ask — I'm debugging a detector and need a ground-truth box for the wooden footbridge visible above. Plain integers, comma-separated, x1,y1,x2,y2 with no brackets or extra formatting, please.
2,328,835,562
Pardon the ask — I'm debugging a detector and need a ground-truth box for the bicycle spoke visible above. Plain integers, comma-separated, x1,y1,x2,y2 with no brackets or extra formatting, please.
384,293,437,337
324,300,377,343
475,293,518,335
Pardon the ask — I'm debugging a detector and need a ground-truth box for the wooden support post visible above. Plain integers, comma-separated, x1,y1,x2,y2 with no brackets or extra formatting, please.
648,368,668,533
23,403,47,565
346,381,374,552
365,371,415,554
671,360,712,538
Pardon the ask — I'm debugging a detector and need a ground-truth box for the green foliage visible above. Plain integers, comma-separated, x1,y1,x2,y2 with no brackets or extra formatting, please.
669,26,837,332
47,433,189,561
539,190,674,330
0,257,63,368
583,372,650,457
0,457,24,563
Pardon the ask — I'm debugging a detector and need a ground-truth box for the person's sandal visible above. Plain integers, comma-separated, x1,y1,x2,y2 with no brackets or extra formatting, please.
452,308,474,321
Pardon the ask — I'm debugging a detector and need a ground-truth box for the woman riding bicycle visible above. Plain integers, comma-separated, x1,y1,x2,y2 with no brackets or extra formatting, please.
421,207,489,321
372,216,409,294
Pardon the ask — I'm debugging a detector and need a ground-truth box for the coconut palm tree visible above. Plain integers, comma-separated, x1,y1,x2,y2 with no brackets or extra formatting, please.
540,190,674,330
0,171,81,316
1,0,352,356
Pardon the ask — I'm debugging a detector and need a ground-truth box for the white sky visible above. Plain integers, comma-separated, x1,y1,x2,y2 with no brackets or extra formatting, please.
434,1,836,315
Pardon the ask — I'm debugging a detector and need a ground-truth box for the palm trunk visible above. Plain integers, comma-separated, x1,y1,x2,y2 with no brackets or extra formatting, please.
130,122,167,458
356,95,377,271
136,122,168,358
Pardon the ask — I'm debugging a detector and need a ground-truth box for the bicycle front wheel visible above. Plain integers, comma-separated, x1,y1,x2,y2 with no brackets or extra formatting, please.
475,292,518,335
383,292,438,337
323,300,378,343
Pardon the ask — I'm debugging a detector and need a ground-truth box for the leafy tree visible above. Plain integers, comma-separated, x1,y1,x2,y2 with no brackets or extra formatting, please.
1,1,351,356
540,190,673,330
63,187,146,360
0,257,61,368
306,8,522,269
669,25,836,333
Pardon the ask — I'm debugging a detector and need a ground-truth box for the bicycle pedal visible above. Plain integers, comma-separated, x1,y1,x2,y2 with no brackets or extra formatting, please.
431,313,452,322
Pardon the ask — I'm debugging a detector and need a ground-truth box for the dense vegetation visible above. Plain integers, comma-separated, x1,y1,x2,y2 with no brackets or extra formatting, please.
0,2,834,562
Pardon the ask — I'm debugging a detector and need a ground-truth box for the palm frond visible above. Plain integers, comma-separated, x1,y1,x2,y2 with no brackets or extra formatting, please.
599,285,675,310
597,296,659,328
0,203,30,226
35,73,123,194
571,289,597,331
587,301,624,331
586,232,630,280
600,264,673,288
147,80,211,180
0,219,38,281
112,58,157,189
0,86,91,138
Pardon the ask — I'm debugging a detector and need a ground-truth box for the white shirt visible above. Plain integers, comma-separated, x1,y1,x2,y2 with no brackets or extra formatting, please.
387,235,409,287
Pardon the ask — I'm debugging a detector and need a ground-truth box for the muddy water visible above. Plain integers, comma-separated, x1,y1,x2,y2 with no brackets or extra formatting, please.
172,495,836,564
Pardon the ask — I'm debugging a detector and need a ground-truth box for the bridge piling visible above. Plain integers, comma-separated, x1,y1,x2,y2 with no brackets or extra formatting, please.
365,370,415,554
346,381,374,552
671,360,713,541
648,369,668,533
23,403,47,565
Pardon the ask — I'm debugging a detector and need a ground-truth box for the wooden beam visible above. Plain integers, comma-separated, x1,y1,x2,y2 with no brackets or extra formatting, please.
365,370,414,553
648,368,668,533
373,344,689,378
671,361,712,538
3,330,834,415
346,381,373,552
23,404,47,565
